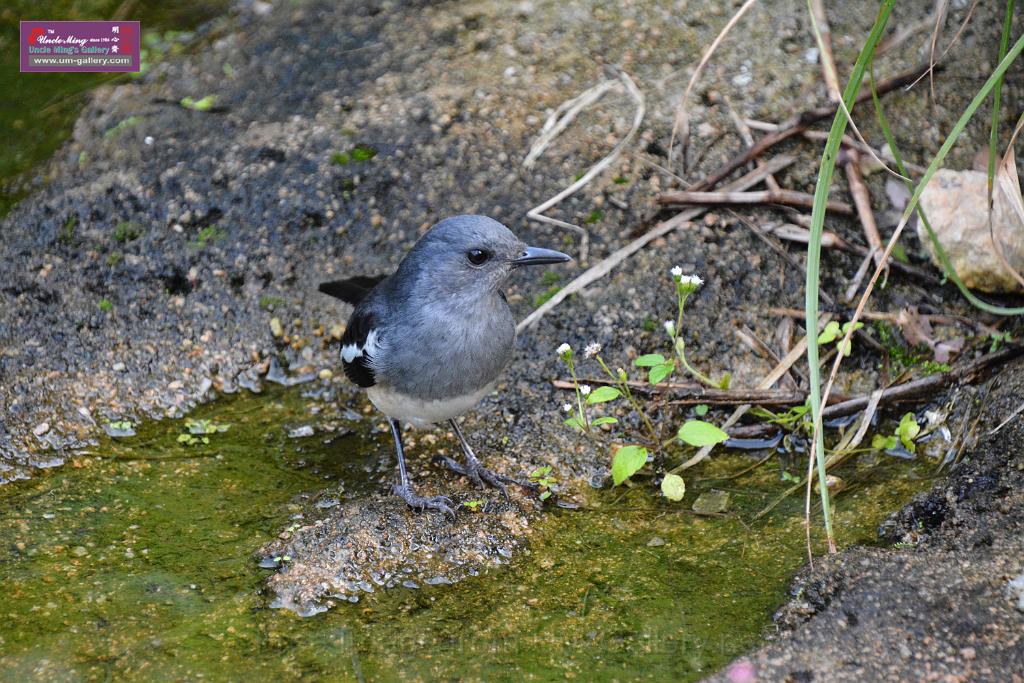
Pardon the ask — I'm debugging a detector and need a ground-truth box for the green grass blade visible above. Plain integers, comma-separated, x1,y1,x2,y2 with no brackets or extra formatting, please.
871,64,1024,316
988,0,1016,201
804,0,896,551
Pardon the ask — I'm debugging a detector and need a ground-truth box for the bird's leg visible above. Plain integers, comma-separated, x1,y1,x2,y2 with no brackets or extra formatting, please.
388,418,455,517
435,420,535,501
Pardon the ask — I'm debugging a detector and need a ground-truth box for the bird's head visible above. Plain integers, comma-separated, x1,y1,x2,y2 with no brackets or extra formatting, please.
400,215,571,299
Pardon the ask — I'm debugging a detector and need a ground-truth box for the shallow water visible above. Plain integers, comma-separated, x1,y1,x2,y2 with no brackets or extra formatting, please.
0,386,935,681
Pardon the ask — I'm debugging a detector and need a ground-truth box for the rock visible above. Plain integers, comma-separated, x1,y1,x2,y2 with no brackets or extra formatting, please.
917,169,1024,293
288,425,314,438
32,423,49,437
270,317,284,338
1007,572,1024,612
693,490,731,514
646,536,666,547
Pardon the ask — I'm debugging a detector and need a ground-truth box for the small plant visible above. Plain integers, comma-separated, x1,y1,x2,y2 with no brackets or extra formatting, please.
583,209,603,225
272,554,292,564
113,221,141,243
59,214,78,245
751,401,812,434
462,500,484,511
98,298,113,313
555,268,730,500
871,412,921,453
528,466,557,501
259,295,286,311
106,251,123,267
103,116,141,139
817,321,864,357
990,331,1013,352
180,95,217,111
178,418,230,446
192,225,225,249
331,144,377,165
107,420,134,431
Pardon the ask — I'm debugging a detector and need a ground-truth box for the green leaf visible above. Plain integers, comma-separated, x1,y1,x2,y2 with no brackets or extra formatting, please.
694,404,709,417
872,434,898,451
539,490,552,501
611,445,648,486
563,415,585,431
897,413,920,452
817,321,841,344
529,466,552,478
181,95,216,111
717,372,731,390
660,474,686,501
648,361,674,385
677,420,729,447
634,354,666,367
591,416,619,426
586,386,621,404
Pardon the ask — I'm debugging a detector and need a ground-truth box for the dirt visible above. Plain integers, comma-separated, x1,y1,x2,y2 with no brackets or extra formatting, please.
711,358,1024,682
2,0,1023,679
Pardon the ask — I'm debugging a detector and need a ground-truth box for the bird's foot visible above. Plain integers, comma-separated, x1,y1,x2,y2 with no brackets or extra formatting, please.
434,455,535,501
392,483,456,518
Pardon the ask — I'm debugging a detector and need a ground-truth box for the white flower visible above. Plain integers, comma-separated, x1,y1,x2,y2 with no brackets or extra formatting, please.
580,384,592,396
680,274,704,288
557,343,572,356
670,265,683,278
584,342,602,358
562,403,574,413
663,320,676,336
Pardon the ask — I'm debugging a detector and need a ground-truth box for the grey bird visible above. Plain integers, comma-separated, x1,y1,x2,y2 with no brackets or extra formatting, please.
319,215,571,515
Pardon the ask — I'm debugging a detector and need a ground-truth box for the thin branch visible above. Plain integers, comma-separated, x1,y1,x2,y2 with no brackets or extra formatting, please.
658,188,853,214
690,63,934,192
668,0,761,169
524,69,645,264
517,155,796,331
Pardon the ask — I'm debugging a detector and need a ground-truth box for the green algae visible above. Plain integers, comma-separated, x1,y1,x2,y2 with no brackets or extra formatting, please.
0,386,935,681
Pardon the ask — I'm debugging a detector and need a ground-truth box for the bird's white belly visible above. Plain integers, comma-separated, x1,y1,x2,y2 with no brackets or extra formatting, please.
367,383,496,428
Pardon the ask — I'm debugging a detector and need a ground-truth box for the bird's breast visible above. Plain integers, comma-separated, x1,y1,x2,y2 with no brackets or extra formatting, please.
367,383,496,427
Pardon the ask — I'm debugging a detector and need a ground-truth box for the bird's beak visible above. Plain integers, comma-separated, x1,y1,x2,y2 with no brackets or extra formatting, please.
513,245,572,267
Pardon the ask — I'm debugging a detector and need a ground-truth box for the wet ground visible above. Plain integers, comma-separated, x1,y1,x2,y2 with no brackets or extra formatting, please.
0,383,937,680
2,0,1024,680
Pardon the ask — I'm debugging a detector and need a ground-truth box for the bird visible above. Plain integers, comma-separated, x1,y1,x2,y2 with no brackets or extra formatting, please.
319,215,572,515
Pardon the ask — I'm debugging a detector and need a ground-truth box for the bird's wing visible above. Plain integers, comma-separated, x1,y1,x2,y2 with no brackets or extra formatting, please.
340,308,380,387
318,275,387,306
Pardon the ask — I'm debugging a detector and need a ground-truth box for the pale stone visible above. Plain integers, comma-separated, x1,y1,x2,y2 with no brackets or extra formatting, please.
917,169,1024,294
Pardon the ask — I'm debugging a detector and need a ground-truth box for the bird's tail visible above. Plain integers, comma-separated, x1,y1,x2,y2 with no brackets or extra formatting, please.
318,275,386,305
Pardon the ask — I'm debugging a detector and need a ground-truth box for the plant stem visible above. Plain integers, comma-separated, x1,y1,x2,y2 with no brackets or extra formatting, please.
595,355,659,444
804,0,895,553
675,340,718,388
566,356,590,431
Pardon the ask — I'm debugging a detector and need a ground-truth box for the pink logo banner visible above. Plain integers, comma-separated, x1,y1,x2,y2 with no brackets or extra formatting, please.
20,21,141,73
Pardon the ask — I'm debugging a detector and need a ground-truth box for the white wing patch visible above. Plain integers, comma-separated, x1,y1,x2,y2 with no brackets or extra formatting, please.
341,329,380,363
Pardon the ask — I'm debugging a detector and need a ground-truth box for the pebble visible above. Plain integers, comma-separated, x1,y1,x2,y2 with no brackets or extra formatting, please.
112,362,126,372
32,423,50,437
270,317,284,338
646,536,666,547
288,425,315,438
318,368,333,380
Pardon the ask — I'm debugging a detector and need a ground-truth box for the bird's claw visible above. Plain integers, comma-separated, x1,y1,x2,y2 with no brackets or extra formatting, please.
434,455,534,502
392,484,456,518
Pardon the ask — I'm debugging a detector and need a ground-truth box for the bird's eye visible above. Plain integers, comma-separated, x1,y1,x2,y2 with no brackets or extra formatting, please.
466,249,491,266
